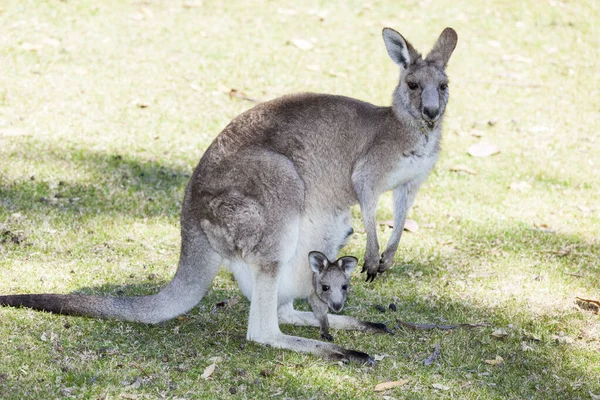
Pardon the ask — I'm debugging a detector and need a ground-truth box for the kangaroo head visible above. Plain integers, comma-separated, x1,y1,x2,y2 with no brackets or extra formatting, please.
308,251,358,313
383,27,458,130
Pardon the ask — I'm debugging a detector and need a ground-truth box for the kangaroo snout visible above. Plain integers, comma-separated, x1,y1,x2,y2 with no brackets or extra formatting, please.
330,302,344,312
422,106,439,121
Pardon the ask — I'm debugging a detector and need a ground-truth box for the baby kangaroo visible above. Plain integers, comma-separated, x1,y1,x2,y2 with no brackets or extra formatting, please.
1,27,457,363
308,251,357,341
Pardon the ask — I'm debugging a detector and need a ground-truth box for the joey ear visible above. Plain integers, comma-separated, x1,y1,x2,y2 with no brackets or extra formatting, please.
308,251,329,274
425,27,458,69
336,256,358,274
382,27,420,69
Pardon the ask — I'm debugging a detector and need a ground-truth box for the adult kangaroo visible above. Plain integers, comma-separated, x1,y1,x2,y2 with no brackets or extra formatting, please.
0,27,457,363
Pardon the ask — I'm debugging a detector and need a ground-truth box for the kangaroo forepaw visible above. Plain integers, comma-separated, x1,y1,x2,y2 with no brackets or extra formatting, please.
361,255,381,282
363,321,394,335
321,332,334,342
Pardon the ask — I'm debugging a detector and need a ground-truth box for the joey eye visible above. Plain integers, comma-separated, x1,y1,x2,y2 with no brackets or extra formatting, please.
407,82,419,90
322,285,330,292
439,83,448,91
341,285,348,291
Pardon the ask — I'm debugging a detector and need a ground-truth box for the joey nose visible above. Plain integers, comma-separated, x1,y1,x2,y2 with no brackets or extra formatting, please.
423,106,439,120
331,302,343,312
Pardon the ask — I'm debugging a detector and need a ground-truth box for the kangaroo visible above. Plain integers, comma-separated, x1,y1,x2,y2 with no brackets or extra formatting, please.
308,251,357,341
0,27,457,363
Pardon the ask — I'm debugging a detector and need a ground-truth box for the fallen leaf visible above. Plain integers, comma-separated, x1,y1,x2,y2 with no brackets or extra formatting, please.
374,379,408,392
373,354,386,361
449,164,478,175
423,343,441,366
491,328,509,339
432,383,450,391
289,38,313,50
484,355,504,365
201,363,216,379
510,181,531,192
403,219,419,233
467,141,500,157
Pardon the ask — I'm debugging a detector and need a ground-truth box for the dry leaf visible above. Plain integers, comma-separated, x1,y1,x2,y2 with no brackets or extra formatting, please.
374,379,408,392
404,219,419,233
379,220,394,228
289,38,313,50
491,328,508,339
432,383,450,391
201,363,216,379
510,181,531,192
467,141,500,157
484,355,504,365
449,164,478,175
373,354,386,361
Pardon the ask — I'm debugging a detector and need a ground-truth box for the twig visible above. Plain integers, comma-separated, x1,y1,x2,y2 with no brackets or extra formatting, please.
132,362,152,378
396,320,491,331
576,297,600,307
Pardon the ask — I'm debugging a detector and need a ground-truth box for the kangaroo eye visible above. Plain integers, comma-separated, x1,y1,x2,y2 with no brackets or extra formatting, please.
407,82,419,90
322,285,330,292
341,285,348,291
439,83,448,91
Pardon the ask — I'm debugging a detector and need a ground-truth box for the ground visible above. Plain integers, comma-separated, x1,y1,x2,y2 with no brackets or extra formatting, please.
0,0,599,399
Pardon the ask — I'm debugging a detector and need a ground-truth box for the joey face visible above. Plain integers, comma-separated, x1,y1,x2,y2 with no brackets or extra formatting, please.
308,251,358,313
314,268,351,313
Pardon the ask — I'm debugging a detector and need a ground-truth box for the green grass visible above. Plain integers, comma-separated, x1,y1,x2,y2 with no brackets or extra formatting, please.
1,0,599,398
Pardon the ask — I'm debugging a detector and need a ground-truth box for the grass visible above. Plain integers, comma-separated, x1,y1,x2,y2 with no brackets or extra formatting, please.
1,0,599,398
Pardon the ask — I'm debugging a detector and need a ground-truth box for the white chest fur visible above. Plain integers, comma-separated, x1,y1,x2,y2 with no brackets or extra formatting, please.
384,132,439,191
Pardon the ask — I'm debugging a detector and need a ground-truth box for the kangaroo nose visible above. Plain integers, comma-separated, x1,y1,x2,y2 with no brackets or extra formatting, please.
423,106,438,120
331,302,343,312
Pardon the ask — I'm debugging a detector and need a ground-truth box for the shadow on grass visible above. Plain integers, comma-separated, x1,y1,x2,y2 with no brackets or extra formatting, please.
0,142,192,220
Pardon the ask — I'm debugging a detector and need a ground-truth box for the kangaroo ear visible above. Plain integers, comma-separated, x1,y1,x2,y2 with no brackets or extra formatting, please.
309,251,329,274
425,27,458,69
336,256,358,274
382,28,420,69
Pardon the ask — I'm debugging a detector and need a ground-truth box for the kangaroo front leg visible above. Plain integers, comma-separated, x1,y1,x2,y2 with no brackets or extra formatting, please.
378,183,418,273
308,293,333,341
355,188,381,282
249,267,373,364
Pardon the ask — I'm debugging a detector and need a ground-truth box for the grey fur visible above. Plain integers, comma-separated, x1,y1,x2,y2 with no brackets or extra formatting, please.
0,27,457,363
308,251,357,341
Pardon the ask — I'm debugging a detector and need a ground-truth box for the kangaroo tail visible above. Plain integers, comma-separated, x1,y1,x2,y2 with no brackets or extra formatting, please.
0,226,222,324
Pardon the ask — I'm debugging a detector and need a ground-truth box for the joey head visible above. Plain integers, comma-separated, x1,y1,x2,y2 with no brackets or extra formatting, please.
308,251,357,341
